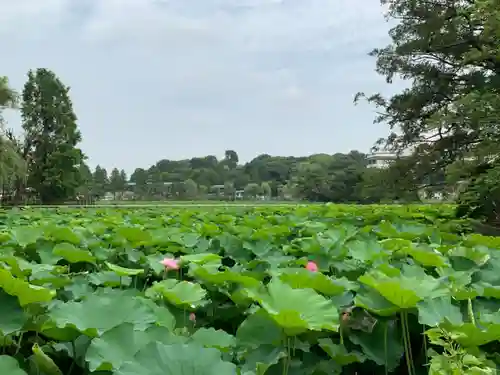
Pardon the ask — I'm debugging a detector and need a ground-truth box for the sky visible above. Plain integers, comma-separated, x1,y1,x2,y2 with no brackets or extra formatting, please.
1,0,399,173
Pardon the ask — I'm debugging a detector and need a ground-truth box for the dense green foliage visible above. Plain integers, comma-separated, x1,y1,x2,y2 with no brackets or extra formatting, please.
0,69,85,205
2,204,500,374
86,152,423,203
93,151,394,202
21,69,84,204
0,77,27,193
357,0,500,224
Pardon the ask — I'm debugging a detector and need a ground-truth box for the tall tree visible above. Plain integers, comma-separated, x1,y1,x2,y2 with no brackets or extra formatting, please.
21,69,84,203
119,169,128,186
355,0,500,190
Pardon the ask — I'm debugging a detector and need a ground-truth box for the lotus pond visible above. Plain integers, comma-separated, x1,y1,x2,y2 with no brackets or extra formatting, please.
0,204,499,375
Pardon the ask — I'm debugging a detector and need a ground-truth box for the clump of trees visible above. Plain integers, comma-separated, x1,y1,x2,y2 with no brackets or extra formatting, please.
357,0,500,227
82,151,410,203
0,69,85,204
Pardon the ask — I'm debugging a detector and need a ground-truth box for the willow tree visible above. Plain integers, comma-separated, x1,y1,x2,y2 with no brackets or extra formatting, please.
0,76,27,198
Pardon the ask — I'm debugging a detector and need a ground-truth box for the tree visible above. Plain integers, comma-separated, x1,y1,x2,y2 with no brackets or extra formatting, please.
224,150,239,170
109,168,126,199
0,76,27,199
119,149,406,203
355,0,500,212
76,162,93,198
294,153,367,202
130,168,148,198
0,76,17,113
119,169,128,186
456,160,500,227
21,69,84,203
92,165,108,197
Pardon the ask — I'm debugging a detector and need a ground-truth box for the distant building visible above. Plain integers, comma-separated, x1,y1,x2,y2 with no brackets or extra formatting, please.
366,151,400,169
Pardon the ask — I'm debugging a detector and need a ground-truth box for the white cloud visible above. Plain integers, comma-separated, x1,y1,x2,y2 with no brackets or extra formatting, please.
0,0,68,36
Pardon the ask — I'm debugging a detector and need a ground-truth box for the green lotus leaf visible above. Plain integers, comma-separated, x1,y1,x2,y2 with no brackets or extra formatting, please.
10,227,43,248
146,280,207,308
417,296,463,326
348,320,403,371
116,227,152,246
0,355,27,375
244,278,339,335
0,268,56,306
85,323,184,371
358,270,441,309
189,328,236,352
114,342,237,375
0,291,27,335
44,290,174,337
318,339,366,366
355,288,400,316
240,345,287,375
190,265,261,288
278,268,357,296
180,253,221,265
88,271,132,287
236,309,282,348
52,243,96,264
46,226,82,245
105,262,144,276
0,255,34,277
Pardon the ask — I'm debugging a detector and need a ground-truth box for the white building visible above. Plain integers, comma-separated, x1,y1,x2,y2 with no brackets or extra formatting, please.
366,151,399,169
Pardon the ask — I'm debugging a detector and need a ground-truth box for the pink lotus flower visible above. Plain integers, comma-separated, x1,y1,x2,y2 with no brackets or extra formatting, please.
160,258,180,270
305,261,318,272
189,313,196,322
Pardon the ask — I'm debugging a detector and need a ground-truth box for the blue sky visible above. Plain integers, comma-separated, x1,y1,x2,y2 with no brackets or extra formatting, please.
1,0,399,173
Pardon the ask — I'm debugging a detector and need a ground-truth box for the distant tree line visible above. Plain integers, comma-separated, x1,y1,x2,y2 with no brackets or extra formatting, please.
0,69,83,204
82,150,417,203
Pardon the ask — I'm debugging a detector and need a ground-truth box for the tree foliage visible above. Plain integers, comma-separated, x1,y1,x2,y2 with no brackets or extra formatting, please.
357,0,500,176
0,77,27,195
21,69,85,203
356,0,500,222
0,76,18,112
84,150,404,203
